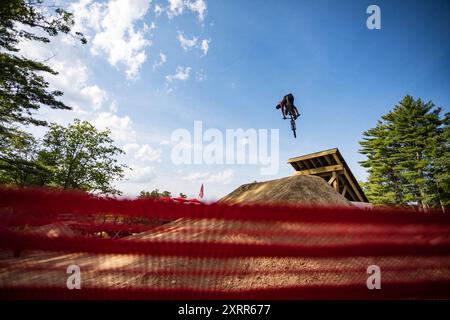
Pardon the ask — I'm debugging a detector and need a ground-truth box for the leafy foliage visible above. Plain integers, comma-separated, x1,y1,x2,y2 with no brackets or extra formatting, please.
359,95,449,211
0,0,85,137
39,120,126,195
138,189,179,199
0,0,90,192
0,129,51,186
1,120,126,195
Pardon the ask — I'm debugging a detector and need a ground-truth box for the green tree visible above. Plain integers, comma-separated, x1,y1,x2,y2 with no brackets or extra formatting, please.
160,190,172,198
426,113,450,210
0,1,85,188
138,189,174,199
359,121,406,205
0,0,85,138
39,119,126,195
179,192,187,199
0,130,51,186
359,95,449,211
138,189,161,199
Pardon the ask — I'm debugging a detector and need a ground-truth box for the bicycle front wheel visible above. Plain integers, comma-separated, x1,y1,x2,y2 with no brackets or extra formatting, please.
291,119,296,138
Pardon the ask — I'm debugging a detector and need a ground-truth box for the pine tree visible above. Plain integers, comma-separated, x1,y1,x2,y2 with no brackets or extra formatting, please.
0,0,85,137
359,95,449,211
359,122,405,205
426,112,450,210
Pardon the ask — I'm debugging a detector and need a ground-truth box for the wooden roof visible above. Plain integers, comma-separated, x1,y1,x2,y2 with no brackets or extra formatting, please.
288,148,369,202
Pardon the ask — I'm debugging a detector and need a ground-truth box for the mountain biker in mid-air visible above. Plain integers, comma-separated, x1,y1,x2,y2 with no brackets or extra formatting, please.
275,93,300,120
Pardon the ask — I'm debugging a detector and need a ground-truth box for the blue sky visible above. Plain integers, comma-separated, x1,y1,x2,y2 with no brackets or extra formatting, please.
21,0,450,199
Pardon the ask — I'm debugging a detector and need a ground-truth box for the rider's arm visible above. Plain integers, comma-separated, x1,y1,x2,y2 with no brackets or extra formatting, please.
280,100,287,117
275,100,284,109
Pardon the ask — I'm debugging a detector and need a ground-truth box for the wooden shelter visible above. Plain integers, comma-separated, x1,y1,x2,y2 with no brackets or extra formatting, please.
288,148,369,203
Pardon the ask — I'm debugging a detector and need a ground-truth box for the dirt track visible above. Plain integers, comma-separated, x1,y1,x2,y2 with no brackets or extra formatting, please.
1,176,449,295
1,216,450,291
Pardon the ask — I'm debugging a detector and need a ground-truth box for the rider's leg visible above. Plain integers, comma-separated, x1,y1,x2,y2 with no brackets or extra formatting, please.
285,104,294,118
282,106,287,119
293,106,300,119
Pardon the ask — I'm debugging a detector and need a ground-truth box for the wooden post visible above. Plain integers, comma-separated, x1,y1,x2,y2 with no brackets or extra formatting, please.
331,172,339,192
341,184,348,197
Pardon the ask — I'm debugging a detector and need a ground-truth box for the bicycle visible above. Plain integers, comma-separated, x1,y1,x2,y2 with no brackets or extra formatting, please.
284,107,299,138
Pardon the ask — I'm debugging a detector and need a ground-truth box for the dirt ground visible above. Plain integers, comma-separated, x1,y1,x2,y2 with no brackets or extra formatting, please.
1,217,449,291
1,175,449,294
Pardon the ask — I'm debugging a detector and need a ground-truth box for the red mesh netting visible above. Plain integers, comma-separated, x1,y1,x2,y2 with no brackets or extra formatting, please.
0,188,449,299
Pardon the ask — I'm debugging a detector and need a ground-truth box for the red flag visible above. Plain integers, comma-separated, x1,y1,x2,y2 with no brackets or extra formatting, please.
198,184,204,199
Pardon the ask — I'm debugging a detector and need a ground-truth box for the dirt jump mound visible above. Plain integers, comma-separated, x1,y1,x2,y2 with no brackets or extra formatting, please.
219,175,351,206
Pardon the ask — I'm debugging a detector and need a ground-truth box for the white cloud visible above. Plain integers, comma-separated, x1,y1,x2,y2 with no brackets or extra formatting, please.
167,0,185,18
71,0,151,79
208,169,234,184
135,144,162,161
195,69,206,82
200,38,210,56
165,87,174,94
182,169,234,184
80,85,107,110
176,33,210,56
167,0,207,21
16,26,145,146
92,112,136,142
183,171,211,181
70,0,106,34
153,52,167,69
52,61,88,88
125,165,156,183
69,0,209,80
185,0,207,22
18,38,108,113
123,143,140,154
45,60,105,112
124,143,162,162
166,66,192,82
177,32,198,51
159,139,171,145
154,4,164,16
109,100,119,113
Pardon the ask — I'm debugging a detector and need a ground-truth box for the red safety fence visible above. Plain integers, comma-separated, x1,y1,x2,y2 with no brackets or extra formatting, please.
0,187,449,300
